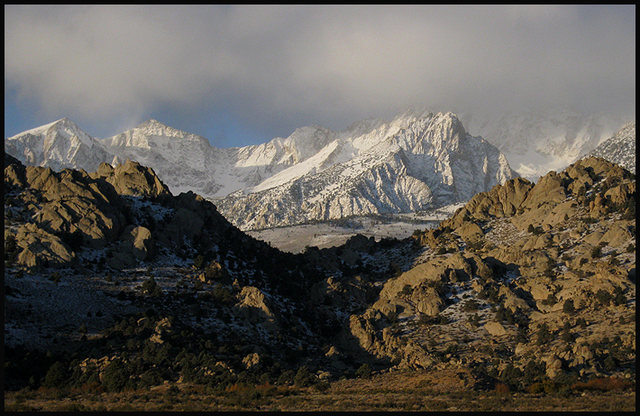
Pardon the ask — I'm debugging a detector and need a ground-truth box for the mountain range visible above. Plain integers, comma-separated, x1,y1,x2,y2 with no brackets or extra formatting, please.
5,112,516,230
5,111,634,230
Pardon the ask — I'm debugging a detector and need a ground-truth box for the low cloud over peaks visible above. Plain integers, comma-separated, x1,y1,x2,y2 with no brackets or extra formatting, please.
4,5,635,144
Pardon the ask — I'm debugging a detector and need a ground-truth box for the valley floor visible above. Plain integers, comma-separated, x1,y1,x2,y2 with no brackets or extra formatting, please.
246,214,445,253
5,371,635,412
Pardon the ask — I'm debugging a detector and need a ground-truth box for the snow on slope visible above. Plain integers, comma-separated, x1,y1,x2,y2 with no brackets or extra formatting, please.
5,118,111,172
587,122,636,172
6,112,515,230
458,109,629,179
216,112,516,230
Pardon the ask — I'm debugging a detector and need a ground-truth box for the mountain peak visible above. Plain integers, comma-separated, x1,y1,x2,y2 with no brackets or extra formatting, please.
11,117,82,138
127,119,205,142
137,119,166,128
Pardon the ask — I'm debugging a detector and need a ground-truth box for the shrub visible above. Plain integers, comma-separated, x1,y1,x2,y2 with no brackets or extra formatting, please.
595,289,612,306
49,273,62,284
541,293,557,306
400,284,413,297
314,380,330,392
561,323,574,343
211,285,235,305
293,366,316,387
494,382,510,394
572,377,633,392
43,361,68,388
277,369,295,385
500,364,523,390
536,323,553,345
527,224,543,235
612,286,626,306
526,382,545,394
193,255,205,269
4,234,18,261
603,355,617,372
102,360,130,392
355,363,372,379
461,299,479,312
523,360,546,386
562,299,575,314
141,276,162,297
59,230,84,251
590,246,602,258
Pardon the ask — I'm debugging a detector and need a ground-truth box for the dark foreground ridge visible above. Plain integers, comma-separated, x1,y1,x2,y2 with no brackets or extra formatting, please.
3,153,636,411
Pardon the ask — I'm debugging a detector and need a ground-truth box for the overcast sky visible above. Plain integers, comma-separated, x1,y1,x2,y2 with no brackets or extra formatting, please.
4,5,636,147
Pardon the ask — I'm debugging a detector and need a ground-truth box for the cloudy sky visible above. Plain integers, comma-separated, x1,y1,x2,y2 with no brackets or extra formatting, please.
4,5,635,147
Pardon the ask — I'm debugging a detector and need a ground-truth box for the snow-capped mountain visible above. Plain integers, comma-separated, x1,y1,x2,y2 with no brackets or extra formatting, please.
587,122,636,172
217,112,515,229
4,117,112,172
6,112,516,230
458,110,629,179
101,119,231,197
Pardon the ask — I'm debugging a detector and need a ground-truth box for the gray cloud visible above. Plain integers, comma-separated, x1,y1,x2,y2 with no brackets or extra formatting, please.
4,5,635,141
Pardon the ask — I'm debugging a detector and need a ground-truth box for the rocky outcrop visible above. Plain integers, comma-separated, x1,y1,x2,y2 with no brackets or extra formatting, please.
13,223,75,268
92,160,171,198
484,321,508,337
236,286,274,323
4,155,229,269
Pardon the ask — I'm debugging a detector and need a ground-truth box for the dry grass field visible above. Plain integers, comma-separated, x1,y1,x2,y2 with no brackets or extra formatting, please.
5,370,635,412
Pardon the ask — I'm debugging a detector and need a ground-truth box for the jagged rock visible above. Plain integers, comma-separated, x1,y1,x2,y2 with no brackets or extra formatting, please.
95,162,115,178
522,234,552,251
600,223,633,247
411,286,444,317
106,248,137,269
453,177,533,222
398,340,434,369
79,356,114,380
484,321,508,337
101,159,170,198
544,355,564,379
498,286,530,313
242,353,261,369
325,345,340,357
604,181,636,207
524,171,568,209
543,201,579,228
456,221,484,242
149,317,172,344
348,314,375,351
14,223,75,268
4,155,27,188
236,286,274,322
582,231,604,246
162,207,206,244
127,226,154,261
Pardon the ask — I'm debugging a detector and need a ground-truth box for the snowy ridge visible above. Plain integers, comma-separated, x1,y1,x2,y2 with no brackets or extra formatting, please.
5,118,111,172
216,112,517,230
587,122,636,172
7,112,516,230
